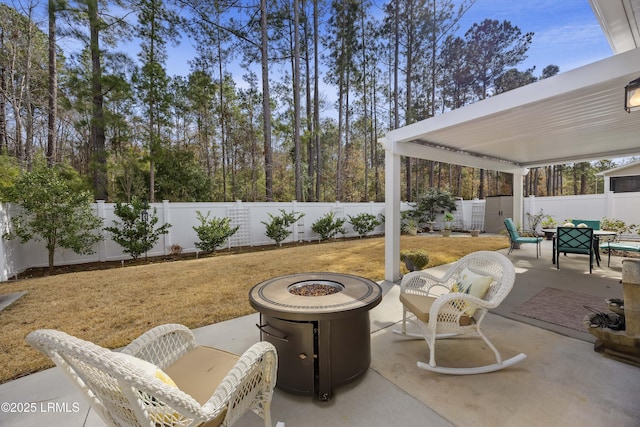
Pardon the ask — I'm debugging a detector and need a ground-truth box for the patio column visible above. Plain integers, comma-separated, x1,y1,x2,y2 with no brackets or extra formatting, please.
383,138,401,282
512,172,525,230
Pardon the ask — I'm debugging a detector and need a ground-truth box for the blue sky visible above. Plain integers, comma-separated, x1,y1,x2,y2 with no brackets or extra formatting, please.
163,0,614,84
162,0,618,106
2,0,613,84
455,0,612,74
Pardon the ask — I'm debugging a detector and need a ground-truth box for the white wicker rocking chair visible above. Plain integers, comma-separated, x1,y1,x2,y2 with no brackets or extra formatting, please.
26,324,278,427
394,251,526,375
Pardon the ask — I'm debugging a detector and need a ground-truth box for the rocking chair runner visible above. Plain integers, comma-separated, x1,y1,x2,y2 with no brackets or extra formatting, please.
394,251,526,375
26,324,278,427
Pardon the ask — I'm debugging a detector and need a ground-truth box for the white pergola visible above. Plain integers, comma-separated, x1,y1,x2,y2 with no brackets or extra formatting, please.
382,0,640,281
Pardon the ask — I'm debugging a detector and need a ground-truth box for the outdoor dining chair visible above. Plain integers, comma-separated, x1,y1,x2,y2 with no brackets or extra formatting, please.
556,226,594,273
504,218,543,258
570,219,600,230
26,324,278,427
394,251,526,375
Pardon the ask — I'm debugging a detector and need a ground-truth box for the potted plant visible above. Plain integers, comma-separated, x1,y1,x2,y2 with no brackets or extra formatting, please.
406,218,419,236
400,249,430,272
441,213,455,237
526,209,546,237
401,210,420,235
540,215,557,240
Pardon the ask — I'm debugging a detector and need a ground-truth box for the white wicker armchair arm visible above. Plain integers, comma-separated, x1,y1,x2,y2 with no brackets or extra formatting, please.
121,323,197,369
203,341,277,410
202,341,277,425
427,292,490,330
400,270,454,295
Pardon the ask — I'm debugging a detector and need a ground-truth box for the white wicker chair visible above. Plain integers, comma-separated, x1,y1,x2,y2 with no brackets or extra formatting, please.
26,324,278,427
394,251,526,375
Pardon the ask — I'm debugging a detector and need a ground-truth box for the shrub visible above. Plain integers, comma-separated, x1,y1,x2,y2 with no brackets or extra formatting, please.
4,164,103,272
400,249,430,271
601,217,637,235
348,213,381,237
104,198,171,260
262,209,305,246
193,211,239,253
412,188,457,222
312,212,346,241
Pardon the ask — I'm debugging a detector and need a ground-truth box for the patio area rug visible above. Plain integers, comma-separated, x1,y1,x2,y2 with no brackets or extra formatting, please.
512,287,609,332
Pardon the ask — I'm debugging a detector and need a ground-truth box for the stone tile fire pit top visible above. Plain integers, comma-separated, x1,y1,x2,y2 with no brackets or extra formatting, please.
249,272,382,320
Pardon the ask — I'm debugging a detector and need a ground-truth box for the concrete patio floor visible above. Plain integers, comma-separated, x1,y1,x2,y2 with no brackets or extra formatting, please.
1,237,639,426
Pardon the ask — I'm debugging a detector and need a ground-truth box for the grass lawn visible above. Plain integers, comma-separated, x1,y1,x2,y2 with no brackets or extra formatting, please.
0,234,508,384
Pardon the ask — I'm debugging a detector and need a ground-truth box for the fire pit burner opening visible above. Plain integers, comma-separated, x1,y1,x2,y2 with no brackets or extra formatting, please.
288,280,344,296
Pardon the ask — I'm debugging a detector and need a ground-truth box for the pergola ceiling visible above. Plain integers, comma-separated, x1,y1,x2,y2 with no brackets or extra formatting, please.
383,47,640,174
382,0,640,174
590,0,640,54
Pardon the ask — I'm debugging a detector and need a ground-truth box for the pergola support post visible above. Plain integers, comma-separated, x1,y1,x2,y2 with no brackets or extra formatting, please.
513,172,526,231
384,139,401,283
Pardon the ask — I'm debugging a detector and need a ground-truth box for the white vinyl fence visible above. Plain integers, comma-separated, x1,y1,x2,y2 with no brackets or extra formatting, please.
1,201,389,281
1,193,638,282
523,192,640,238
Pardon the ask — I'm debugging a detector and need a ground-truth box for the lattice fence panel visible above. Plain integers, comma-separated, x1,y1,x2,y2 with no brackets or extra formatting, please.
228,206,251,247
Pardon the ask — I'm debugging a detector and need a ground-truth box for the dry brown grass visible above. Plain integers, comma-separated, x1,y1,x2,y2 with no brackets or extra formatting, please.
0,234,508,384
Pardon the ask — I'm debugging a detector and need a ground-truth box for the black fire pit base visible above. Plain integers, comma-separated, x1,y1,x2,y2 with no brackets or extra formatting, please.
249,272,382,401
260,312,372,400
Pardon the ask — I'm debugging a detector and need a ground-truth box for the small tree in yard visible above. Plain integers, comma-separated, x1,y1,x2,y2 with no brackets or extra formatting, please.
4,165,103,273
348,213,381,237
104,198,171,260
193,211,239,253
312,212,346,241
262,209,305,247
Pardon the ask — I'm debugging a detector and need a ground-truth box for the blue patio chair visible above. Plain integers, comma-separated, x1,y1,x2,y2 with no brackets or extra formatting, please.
504,218,542,258
556,227,594,273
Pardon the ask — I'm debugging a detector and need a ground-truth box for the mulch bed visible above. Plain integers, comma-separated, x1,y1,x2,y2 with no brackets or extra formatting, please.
17,237,372,279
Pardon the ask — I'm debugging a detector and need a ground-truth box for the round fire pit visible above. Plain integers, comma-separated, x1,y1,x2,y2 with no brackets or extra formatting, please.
249,272,382,400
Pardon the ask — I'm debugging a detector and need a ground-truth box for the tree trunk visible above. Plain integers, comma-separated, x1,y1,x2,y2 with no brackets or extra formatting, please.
293,0,302,201
313,0,321,202
23,4,35,169
89,0,107,200
303,0,314,202
261,0,273,201
392,0,399,131
337,71,344,201
47,0,57,167
360,7,368,201
0,24,6,152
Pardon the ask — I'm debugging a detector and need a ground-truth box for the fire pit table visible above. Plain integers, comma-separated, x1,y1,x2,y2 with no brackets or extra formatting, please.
249,272,382,401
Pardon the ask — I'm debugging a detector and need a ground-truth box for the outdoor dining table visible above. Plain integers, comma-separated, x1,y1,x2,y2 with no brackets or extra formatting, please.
542,228,617,265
